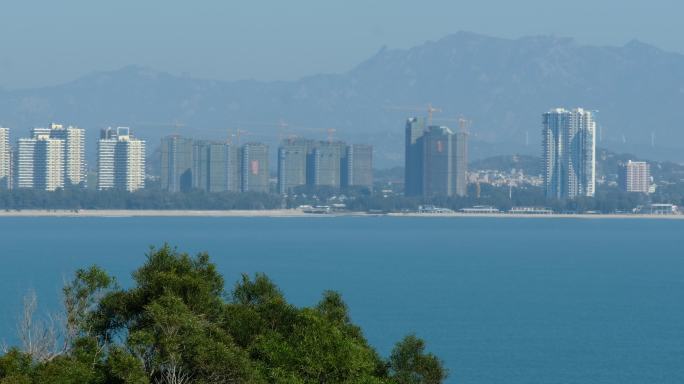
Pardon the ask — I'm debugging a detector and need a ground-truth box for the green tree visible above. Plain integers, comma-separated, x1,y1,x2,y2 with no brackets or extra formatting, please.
0,245,447,384
389,335,447,384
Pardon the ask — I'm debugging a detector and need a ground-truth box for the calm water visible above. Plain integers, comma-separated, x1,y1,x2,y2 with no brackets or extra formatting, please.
1,216,683,383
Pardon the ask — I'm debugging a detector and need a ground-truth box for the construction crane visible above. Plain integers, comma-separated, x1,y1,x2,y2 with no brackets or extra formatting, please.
326,128,337,143
135,121,186,135
226,128,250,146
385,104,442,125
432,116,473,135
230,119,293,141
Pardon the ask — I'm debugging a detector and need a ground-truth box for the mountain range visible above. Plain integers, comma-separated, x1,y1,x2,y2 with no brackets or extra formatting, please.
1,31,684,167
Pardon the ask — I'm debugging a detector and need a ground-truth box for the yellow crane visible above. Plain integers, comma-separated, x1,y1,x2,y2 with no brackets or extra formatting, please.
384,104,442,125
432,116,473,136
135,121,186,135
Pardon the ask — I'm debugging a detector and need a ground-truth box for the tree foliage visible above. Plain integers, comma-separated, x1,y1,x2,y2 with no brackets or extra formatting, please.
0,245,446,384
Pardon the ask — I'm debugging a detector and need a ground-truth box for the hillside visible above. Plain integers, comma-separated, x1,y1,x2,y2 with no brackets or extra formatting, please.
1,31,684,166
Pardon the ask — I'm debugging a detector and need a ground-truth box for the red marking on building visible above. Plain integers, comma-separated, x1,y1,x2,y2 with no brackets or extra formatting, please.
251,160,259,175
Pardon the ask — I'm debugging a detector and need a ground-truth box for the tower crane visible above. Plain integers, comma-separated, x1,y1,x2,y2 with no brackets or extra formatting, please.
135,121,186,135
384,104,442,125
432,116,473,136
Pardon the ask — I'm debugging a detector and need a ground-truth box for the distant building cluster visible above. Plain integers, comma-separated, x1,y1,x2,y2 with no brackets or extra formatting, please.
404,117,468,197
160,136,373,194
8,123,87,191
542,108,596,199
468,169,543,188
0,124,146,192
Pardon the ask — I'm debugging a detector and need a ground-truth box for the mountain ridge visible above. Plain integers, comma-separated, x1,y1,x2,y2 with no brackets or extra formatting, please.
1,31,683,166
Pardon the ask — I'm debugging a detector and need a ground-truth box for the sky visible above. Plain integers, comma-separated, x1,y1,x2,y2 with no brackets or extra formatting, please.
0,0,682,89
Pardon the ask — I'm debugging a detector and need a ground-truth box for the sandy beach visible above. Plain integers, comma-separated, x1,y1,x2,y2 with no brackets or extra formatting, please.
0,209,311,218
0,209,682,219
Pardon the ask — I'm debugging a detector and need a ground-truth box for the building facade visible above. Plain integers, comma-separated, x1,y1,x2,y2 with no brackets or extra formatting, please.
619,160,651,194
453,131,468,197
240,143,269,193
542,108,596,199
0,127,9,189
403,119,467,197
161,136,194,192
15,134,65,191
97,127,146,192
422,126,459,196
192,141,240,193
48,123,86,187
312,142,345,188
404,117,426,196
277,139,309,194
343,144,373,189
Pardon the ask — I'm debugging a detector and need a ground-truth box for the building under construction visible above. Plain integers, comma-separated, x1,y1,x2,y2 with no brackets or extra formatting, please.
403,118,468,197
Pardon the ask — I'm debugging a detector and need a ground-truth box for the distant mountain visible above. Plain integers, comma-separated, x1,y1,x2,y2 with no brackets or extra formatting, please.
1,31,684,167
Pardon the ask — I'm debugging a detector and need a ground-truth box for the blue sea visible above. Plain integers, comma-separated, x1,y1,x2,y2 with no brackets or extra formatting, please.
1,216,683,383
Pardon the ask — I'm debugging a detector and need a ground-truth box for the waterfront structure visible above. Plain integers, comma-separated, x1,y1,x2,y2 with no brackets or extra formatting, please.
97,127,145,192
421,126,465,196
15,134,64,191
278,138,309,194
634,204,678,215
48,123,86,187
542,108,596,199
192,141,240,192
404,117,426,196
618,160,651,194
0,127,9,189
342,144,373,189
240,143,269,193
161,135,194,192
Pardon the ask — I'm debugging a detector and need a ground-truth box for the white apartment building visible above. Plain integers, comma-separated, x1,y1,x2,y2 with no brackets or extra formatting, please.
542,108,596,199
0,127,10,189
48,123,86,186
97,127,145,192
16,134,64,191
619,160,651,194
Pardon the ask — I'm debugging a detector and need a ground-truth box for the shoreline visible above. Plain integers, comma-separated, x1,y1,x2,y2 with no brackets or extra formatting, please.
0,209,682,220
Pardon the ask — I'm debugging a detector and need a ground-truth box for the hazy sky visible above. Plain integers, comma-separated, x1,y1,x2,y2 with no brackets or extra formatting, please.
0,0,682,89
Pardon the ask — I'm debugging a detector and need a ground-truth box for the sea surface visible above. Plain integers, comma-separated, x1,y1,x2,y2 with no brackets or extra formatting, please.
1,216,683,383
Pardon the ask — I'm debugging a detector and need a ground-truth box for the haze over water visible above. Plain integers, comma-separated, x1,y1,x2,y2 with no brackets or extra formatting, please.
1,216,683,383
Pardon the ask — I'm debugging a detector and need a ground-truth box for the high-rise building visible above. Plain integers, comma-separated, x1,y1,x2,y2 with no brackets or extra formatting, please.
403,118,467,197
48,123,86,187
15,134,64,191
453,131,468,197
97,128,117,191
97,127,145,192
312,141,344,188
240,143,269,193
542,108,596,199
192,141,240,192
342,144,373,189
0,127,10,189
619,160,651,194
15,138,35,189
278,138,309,194
404,117,426,196
161,136,194,192
422,126,463,197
